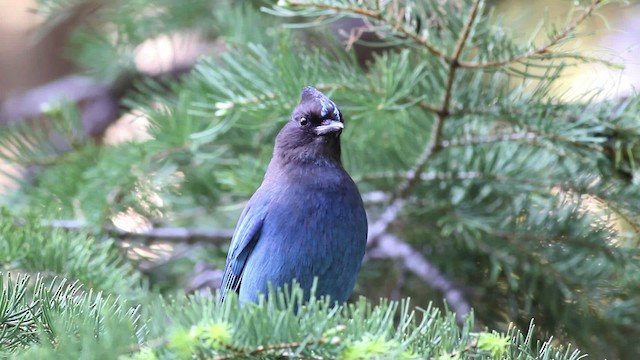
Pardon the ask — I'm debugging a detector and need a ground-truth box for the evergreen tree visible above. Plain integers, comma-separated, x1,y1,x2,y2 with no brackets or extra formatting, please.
1,0,639,358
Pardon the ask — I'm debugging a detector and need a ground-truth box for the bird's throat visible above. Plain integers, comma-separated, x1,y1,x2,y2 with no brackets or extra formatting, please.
276,140,341,168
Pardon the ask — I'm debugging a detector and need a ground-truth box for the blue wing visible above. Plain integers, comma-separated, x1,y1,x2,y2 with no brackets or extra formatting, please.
219,200,266,302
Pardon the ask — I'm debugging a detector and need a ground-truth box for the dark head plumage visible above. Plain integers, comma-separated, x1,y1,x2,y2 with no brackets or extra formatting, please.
274,86,345,166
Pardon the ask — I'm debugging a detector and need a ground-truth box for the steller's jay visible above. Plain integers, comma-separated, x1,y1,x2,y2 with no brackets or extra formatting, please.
220,86,368,304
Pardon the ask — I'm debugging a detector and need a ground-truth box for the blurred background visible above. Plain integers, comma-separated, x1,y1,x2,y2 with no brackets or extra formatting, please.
1,0,75,100
2,0,639,98
2,0,640,117
2,0,640,191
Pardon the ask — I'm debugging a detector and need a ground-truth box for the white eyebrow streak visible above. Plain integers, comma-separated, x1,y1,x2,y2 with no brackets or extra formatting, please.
318,97,338,118
319,99,328,117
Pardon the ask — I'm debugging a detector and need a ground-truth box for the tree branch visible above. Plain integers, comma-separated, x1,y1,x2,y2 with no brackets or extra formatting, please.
0,66,194,141
440,132,538,148
283,1,450,62
368,0,481,245
46,219,233,245
283,0,606,70
0,75,119,140
367,233,471,322
459,0,603,68
214,335,337,360
357,171,483,183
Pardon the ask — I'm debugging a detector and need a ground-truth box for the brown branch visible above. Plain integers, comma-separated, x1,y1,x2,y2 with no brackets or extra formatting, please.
440,132,538,148
284,1,449,61
359,170,603,196
360,1,481,314
213,336,337,360
0,75,119,140
404,0,481,195
437,0,482,119
0,66,194,140
357,171,483,183
367,233,471,322
393,22,450,62
368,0,481,244
429,339,478,360
46,219,233,245
417,101,441,114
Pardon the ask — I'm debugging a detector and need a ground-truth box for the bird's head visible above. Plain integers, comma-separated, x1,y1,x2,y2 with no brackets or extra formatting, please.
274,86,345,165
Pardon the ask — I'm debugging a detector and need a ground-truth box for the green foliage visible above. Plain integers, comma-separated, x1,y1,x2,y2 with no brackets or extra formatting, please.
1,0,639,358
0,208,142,298
477,332,510,359
0,274,585,359
0,273,139,355
0,101,86,166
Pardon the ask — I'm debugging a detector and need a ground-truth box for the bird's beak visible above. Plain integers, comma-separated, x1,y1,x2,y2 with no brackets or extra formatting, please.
314,119,344,136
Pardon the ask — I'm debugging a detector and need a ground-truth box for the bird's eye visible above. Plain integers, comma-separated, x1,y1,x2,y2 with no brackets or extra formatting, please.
299,117,309,126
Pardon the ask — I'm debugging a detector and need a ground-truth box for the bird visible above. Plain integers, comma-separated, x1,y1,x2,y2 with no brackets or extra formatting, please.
219,86,368,304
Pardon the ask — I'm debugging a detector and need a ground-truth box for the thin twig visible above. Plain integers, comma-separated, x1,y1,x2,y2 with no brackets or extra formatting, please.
357,171,483,183
459,0,603,68
429,339,478,360
440,132,538,148
439,0,481,116
518,123,604,152
284,1,449,61
213,336,336,360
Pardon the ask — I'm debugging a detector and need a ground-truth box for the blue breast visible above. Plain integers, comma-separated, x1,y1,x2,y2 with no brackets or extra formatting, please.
238,174,367,303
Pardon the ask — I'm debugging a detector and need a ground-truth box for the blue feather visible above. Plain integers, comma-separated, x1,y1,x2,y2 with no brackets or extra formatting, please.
219,200,266,300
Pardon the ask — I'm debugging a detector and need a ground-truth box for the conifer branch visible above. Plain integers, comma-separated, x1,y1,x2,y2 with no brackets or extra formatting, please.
459,0,603,68
441,132,538,147
368,0,481,244
0,66,193,139
213,336,336,360
46,220,233,245
281,0,606,70
357,171,483,183
364,2,481,321
607,203,640,237
283,1,449,61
